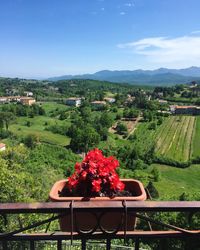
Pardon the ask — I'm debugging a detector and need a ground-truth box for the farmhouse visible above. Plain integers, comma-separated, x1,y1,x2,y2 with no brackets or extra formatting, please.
20,97,36,106
158,99,168,105
157,92,164,97
0,97,8,103
24,91,33,97
0,143,6,151
66,97,82,107
104,97,116,103
174,105,200,115
0,96,21,103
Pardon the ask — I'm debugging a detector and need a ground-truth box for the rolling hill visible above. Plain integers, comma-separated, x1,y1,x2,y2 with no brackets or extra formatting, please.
48,66,200,86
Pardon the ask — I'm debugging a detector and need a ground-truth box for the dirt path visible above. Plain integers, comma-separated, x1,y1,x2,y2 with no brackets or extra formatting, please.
126,116,143,139
109,116,142,139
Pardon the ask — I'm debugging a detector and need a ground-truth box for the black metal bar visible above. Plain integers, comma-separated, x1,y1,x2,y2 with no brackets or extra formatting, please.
122,200,127,244
70,200,74,245
0,214,64,239
30,240,35,250
2,240,7,250
159,239,168,250
57,240,62,250
135,238,140,250
135,213,200,235
106,239,111,250
0,201,199,248
81,239,86,250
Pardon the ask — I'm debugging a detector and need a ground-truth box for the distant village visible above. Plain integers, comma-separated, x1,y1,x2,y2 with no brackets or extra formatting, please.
1,84,200,116
0,91,36,106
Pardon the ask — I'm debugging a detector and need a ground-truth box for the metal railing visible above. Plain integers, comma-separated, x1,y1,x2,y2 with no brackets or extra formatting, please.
0,201,200,250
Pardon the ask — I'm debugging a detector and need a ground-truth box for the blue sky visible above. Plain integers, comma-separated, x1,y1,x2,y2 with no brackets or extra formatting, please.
1,0,200,78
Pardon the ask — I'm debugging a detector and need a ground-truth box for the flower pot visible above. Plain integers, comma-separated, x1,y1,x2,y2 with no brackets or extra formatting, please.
49,179,146,233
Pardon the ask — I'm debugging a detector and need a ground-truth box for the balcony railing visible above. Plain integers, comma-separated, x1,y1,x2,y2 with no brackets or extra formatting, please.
0,201,200,250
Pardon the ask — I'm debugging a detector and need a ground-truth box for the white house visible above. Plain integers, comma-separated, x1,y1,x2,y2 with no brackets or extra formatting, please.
104,97,116,103
0,97,8,103
24,91,34,97
66,97,82,107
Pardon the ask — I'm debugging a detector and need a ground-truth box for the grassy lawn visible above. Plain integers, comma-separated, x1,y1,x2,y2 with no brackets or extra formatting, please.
40,102,69,115
9,116,70,146
149,164,200,199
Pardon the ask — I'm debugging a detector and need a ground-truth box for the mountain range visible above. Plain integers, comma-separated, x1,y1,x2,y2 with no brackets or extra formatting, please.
48,66,200,86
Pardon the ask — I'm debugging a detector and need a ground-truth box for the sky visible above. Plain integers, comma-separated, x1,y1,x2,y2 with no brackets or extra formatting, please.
1,0,200,78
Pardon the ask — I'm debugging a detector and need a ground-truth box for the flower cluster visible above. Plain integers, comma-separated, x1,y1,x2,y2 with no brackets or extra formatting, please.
68,148,125,197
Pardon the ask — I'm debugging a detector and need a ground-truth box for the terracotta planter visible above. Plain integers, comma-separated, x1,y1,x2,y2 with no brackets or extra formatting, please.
49,179,146,233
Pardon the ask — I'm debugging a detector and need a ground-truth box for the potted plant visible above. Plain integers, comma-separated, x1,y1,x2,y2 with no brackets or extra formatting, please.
49,148,146,232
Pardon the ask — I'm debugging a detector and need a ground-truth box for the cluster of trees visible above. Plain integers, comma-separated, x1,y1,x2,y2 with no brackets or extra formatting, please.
155,155,191,168
56,79,131,99
45,123,70,136
123,108,139,118
116,122,128,135
69,105,114,152
1,103,45,117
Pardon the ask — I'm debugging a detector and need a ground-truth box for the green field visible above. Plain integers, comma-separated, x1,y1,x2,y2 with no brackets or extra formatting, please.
40,102,69,115
156,116,196,162
150,164,200,199
192,116,200,158
10,116,70,146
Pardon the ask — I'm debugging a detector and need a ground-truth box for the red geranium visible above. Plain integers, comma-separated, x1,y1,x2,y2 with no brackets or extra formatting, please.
67,148,125,197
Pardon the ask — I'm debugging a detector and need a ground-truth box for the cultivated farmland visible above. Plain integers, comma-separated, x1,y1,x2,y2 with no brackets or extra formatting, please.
192,116,200,158
156,116,196,162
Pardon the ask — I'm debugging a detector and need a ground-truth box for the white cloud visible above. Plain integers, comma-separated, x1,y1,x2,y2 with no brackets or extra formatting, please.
101,7,105,11
191,30,200,34
120,12,126,15
117,35,200,67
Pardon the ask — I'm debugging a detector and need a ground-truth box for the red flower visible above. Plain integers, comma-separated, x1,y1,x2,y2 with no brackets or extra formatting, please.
68,174,78,190
92,179,102,192
81,170,87,180
67,148,124,197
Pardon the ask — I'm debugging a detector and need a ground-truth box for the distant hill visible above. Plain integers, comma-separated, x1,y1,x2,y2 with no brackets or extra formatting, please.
48,66,200,86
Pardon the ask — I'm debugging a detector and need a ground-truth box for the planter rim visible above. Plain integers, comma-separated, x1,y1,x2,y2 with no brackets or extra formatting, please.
49,178,147,201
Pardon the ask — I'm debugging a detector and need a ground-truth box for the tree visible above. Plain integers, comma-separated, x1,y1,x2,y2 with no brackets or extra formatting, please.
134,159,148,170
26,121,31,127
70,125,100,153
143,110,153,122
0,118,4,131
39,106,45,115
116,122,127,135
0,112,15,130
146,181,159,199
148,122,156,130
99,112,113,128
151,167,161,182
157,117,163,125
116,113,122,120
24,134,39,149
123,108,139,118
79,106,92,123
